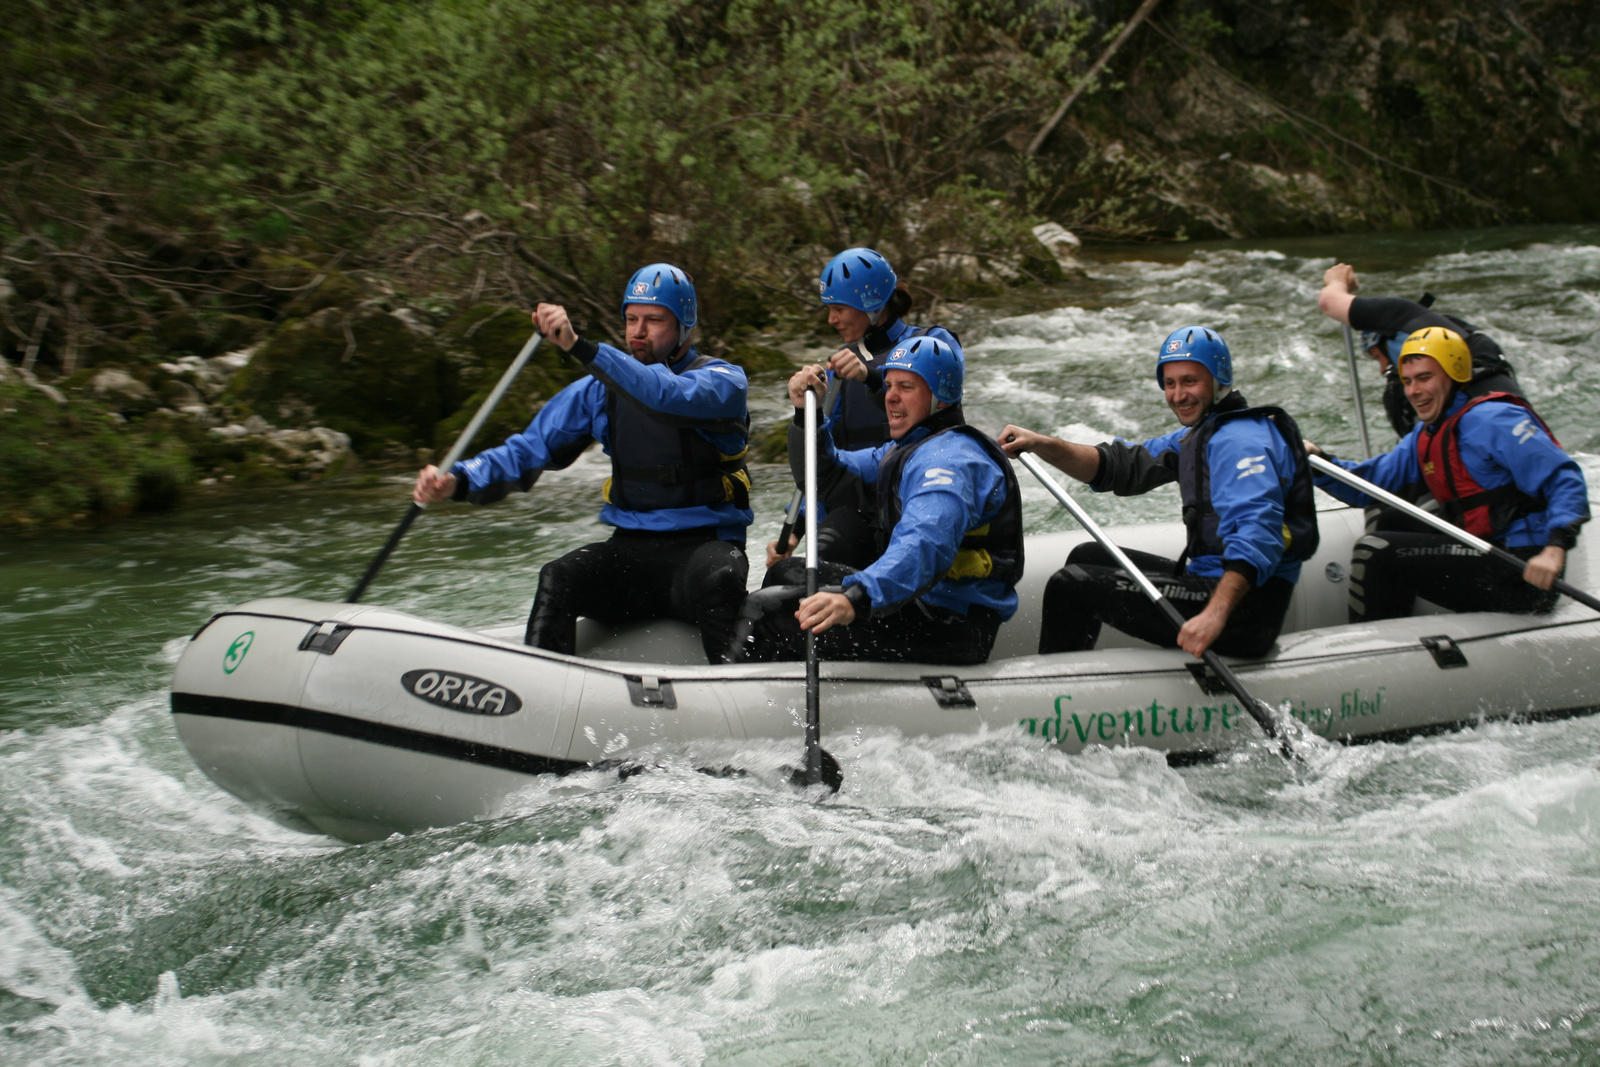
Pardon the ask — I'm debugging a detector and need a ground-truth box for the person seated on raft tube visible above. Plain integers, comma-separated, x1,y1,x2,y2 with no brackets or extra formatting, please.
766,247,962,572
999,326,1319,660
736,336,1022,666
1305,326,1588,623
412,264,753,665
1318,262,1522,439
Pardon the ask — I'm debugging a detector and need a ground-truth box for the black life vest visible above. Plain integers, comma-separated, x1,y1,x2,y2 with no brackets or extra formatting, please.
600,351,752,512
1177,391,1319,574
830,324,953,450
875,409,1024,592
1417,392,1557,541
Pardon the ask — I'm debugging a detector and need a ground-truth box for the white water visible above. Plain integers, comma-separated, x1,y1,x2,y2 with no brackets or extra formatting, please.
4,225,1600,1064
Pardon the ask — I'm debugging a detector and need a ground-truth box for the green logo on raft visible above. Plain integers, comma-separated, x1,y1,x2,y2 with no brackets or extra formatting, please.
1024,687,1387,742
1022,694,1242,743
223,631,255,674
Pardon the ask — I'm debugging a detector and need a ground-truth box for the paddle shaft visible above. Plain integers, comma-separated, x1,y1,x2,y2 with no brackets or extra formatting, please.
1017,452,1291,753
347,330,545,603
1308,453,1600,614
1342,325,1374,459
776,373,847,551
803,388,824,785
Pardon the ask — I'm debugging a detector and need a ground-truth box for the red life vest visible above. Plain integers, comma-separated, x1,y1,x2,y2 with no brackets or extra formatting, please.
1416,392,1559,540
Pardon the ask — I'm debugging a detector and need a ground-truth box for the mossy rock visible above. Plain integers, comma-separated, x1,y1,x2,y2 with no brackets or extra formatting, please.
0,382,194,528
154,311,210,355
230,306,450,455
258,255,365,318
431,304,587,454
751,417,791,464
207,313,272,356
720,331,794,375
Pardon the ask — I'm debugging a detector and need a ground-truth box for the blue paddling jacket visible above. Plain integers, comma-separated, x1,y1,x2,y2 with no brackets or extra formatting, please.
818,407,1021,620
1314,390,1588,550
451,339,753,542
1091,393,1316,586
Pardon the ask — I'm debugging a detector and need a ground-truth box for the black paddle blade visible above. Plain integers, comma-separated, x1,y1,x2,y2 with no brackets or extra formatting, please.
787,748,843,794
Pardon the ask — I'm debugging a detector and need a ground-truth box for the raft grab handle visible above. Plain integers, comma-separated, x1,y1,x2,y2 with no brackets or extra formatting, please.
627,675,678,709
923,675,976,709
1420,635,1469,670
300,621,355,655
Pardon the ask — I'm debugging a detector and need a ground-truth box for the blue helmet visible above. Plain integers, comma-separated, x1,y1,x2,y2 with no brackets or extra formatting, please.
819,248,897,316
1360,330,1405,366
883,336,962,406
1155,325,1232,388
622,263,697,330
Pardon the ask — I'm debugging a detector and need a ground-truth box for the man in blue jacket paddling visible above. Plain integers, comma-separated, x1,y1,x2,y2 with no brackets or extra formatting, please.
741,336,1023,665
413,264,753,663
1000,326,1319,659
1307,327,1588,621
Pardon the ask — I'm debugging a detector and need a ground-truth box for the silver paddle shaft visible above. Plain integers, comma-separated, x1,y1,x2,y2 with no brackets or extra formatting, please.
430,331,545,488
1018,452,1168,604
1309,454,1494,552
1342,326,1373,459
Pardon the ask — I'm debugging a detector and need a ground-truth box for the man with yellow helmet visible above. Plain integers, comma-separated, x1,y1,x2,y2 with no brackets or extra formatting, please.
1308,326,1588,621
1318,262,1521,437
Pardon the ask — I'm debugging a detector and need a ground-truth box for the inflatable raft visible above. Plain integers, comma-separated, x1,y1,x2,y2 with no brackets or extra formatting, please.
171,505,1600,841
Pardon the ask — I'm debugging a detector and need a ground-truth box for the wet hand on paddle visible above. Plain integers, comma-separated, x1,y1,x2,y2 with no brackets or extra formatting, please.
796,590,854,634
413,465,456,504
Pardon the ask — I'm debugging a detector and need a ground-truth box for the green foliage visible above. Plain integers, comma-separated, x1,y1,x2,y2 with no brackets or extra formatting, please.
1,0,1091,372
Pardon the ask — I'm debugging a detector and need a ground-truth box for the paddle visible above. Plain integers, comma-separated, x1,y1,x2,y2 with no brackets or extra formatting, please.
793,385,842,792
1017,452,1295,760
775,372,846,556
1308,453,1600,615
347,330,545,603
1342,325,1374,458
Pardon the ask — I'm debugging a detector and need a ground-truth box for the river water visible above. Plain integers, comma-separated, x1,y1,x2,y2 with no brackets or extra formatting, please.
4,225,1600,1064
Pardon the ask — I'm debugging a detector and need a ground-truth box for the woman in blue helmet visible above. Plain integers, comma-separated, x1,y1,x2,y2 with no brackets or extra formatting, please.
766,247,963,571
736,336,1023,666
413,264,754,664
1001,326,1319,660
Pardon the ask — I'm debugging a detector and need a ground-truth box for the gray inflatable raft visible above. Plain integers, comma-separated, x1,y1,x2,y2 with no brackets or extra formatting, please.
171,506,1600,841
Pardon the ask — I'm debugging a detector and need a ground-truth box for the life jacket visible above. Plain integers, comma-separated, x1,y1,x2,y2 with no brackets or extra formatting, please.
830,324,952,450
875,410,1025,591
602,351,752,512
1416,392,1558,541
1177,391,1320,573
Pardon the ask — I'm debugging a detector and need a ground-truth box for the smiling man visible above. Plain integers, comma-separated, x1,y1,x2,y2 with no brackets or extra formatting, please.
1308,327,1588,622
1000,325,1318,659
412,263,753,664
737,336,1022,665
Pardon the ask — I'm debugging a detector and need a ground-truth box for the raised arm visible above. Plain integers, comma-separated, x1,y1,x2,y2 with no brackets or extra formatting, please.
1318,262,1359,326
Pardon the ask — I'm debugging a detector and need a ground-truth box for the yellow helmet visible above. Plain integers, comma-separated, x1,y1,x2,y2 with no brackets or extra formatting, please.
1399,327,1472,383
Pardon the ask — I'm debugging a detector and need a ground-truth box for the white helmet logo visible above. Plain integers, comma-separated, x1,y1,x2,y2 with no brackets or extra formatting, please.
1167,340,1182,352
632,282,649,295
